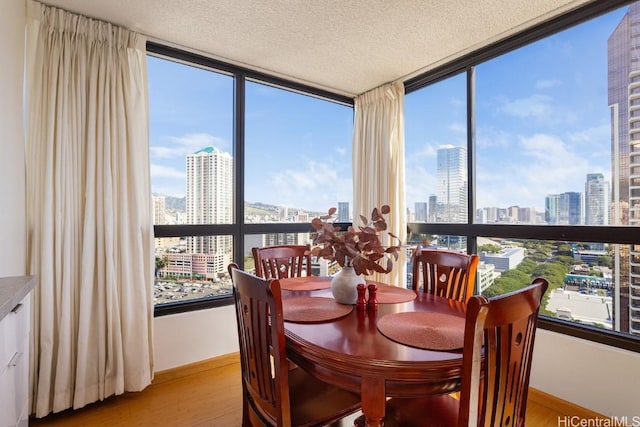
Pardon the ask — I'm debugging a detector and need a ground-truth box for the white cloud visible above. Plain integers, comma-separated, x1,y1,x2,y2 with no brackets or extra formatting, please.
476,126,512,148
405,164,436,205
534,78,562,90
150,164,184,179
567,123,610,145
150,133,231,158
499,94,554,121
250,161,352,212
476,133,598,211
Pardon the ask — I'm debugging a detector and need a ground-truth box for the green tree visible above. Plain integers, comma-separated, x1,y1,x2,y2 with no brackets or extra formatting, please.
155,255,169,277
478,244,501,253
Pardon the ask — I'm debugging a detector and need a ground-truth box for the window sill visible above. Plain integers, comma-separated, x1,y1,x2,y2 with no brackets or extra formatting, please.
539,316,640,353
154,295,234,317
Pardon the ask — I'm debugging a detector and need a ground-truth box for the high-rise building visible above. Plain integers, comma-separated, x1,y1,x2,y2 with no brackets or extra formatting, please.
585,173,610,225
337,202,350,222
518,207,537,224
153,195,166,225
608,4,640,333
436,145,467,223
545,194,560,224
545,192,583,225
414,202,428,222
428,195,437,222
186,147,233,273
560,192,583,225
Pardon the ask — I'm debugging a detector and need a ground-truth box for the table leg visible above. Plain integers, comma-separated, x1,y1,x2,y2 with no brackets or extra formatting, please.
360,377,385,427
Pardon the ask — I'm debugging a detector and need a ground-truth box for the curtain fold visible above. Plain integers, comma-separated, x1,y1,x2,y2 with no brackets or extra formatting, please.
352,82,407,286
25,1,154,417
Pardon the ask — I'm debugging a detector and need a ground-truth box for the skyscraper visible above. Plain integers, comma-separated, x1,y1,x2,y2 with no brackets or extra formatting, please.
585,173,610,225
428,195,437,223
608,4,640,333
560,192,583,225
153,195,166,225
186,147,233,273
414,202,428,222
436,145,467,223
545,194,560,224
337,202,350,222
545,192,583,225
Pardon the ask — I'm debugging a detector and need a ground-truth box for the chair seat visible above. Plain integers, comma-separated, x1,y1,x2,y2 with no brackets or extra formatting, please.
288,366,361,427
354,395,459,427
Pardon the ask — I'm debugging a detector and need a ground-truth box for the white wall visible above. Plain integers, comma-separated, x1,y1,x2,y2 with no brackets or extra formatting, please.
0,0,27,277
153,305,238,371
531,329,640,419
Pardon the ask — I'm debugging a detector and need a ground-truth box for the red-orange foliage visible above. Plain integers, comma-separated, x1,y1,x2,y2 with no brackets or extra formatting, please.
308,205,401,276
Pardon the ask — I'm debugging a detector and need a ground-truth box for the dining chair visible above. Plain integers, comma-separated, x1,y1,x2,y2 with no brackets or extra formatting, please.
228,263,361,427
411,248,480,303
252,245,312,280
355,277,549,427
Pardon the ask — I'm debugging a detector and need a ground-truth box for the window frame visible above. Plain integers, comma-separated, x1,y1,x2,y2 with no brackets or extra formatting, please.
405,0,640,352
147,43,354,317
149,0,640,353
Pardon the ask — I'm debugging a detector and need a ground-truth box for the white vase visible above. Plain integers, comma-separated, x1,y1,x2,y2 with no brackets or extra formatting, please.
331,266,366,304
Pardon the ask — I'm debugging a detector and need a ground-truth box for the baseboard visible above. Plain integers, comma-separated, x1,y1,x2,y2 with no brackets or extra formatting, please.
528,387,604,419
153,352,240,385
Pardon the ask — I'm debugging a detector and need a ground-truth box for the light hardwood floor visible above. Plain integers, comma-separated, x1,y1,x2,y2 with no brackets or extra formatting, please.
30,353,603,427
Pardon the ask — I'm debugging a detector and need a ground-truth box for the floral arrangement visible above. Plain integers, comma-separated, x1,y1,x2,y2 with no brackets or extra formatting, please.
309,205,401,276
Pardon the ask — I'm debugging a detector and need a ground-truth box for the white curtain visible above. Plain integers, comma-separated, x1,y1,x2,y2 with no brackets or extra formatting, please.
353,82,407,286
25,1,154,417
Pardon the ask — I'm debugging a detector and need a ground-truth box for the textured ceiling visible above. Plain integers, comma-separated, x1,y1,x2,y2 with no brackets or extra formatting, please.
39,0,594,97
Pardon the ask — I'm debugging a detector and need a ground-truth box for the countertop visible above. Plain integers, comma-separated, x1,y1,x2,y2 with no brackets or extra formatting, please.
0,275,37,321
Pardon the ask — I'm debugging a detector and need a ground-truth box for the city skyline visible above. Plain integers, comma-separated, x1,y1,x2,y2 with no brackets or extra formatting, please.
153,144,611,225
149,7,628,216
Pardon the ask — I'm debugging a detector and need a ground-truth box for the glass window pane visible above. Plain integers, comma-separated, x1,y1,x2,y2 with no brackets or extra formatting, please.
475,9,630,226
244,81,353,223
148,56,234,226
154,236,234,305
405,74,468,224
244,233,332,276
477,237,637,334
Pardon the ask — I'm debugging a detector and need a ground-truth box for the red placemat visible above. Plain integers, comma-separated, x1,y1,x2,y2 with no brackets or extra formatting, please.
279,276,332,291
283,297,353,323
374,284,417,304
376,311,465,351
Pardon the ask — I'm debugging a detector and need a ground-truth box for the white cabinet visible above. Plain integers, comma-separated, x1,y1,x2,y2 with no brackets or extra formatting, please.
0,294,30,427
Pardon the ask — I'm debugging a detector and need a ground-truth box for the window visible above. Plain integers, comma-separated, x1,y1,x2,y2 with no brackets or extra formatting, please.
405,1,640,350
405,74,468,226
147,44,354,315
148,55,235,310
244,81,353,223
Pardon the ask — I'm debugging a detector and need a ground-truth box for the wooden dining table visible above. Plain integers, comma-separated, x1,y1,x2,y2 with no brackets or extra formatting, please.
279,276,468,427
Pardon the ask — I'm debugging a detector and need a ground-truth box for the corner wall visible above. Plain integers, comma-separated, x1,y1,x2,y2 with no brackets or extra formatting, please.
530,329,640,420
0,0,27,276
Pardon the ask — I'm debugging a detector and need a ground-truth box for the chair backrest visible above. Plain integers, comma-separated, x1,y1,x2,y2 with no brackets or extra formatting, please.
228,263,292,426
411,248,480,302
253,245,312,280
458,277,549,427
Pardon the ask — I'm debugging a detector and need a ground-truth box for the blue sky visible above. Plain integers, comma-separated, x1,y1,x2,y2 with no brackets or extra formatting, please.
149,5,628,215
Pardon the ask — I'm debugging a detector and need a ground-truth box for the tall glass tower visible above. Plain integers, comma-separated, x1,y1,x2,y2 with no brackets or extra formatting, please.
337,202,350,222
436,145,467,223
608,3,640,333
585,173,610,225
